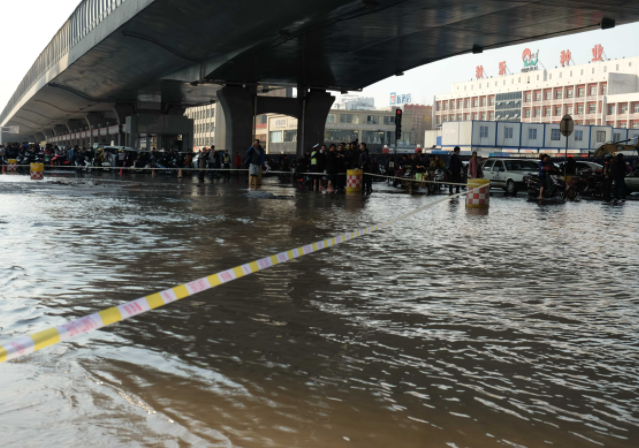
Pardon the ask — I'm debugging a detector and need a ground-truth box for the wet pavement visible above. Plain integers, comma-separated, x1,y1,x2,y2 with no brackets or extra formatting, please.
1,171,638,448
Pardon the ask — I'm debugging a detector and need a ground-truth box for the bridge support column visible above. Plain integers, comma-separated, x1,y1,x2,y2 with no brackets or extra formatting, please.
217,86,255,158
44,129,55,143
85,113,103,147
67,120,81,146
125,114,193,152
113,103,134,146
296,89,335,156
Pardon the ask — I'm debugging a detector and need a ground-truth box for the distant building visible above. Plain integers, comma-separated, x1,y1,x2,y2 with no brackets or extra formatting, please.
403,104,432,147
434,48,639,130
334,95,376,110
425,120,639,156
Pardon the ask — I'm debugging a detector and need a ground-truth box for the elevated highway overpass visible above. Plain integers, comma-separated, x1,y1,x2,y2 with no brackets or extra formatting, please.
1,0,634,154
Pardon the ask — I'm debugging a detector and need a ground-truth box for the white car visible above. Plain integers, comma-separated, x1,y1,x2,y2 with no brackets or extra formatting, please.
481,158,539,194
574,161,602,175
625,170,639,193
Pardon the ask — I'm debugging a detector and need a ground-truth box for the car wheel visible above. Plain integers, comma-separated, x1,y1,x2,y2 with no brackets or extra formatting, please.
506,180,517,195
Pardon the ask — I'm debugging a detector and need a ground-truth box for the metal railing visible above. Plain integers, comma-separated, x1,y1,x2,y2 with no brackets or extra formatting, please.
0,0,129,126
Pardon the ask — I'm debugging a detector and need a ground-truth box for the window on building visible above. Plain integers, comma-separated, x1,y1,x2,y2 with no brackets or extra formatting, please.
458,115,462,121
545,91,552,100
489,97,494,106
578,88,585,98
283,130,297,142
489,112,494,120
529,128,537,139
597,131,606,142
604,66,607,73
556,90,563,100
602,85,607,95
566,89,573,98
577,105,584,115
473,113,479,120
534,108,540,117
589,104,597,114
551,129,561,141
367,115,379,124
464,114,470,121
505,127,513,139
473,99,479,107
465,100,470,108
481,98,486,106
555,106,561,116
575,130,583,141
559,72,563,78
480,126,489,138
270,131,283,143
620,104,628,114
326,114,335,123
608,105,615,115
383,116,395,125
545,107,551,117
340,114,358,124
525,109,531,118
481,113,486,120
525,93,531,102
613,132,621,142
581,69,584,75
590,86,597,96
443,103,448,110
633,123,639,129
450,102,455,110
619,123,628,129
535,92,541,101
634,104,639,114
436,104,441,111
566,106,573,115
549,74,552,80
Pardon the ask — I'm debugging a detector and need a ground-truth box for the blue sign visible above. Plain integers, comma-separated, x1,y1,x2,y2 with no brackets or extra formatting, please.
390,93,412,105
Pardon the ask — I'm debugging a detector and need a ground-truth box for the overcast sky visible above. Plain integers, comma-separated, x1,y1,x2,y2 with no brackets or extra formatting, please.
1,0,639,113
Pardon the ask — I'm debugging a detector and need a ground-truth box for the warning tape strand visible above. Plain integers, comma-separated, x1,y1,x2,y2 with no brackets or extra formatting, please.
0,185,487,364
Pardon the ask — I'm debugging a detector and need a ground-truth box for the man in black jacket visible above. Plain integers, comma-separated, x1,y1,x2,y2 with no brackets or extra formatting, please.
448,146,462,194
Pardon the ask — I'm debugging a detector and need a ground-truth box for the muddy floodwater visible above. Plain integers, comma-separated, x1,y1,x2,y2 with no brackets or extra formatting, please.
1,172,638,448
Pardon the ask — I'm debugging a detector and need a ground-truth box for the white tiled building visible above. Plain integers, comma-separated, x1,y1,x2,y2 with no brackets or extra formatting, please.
435,51,639,130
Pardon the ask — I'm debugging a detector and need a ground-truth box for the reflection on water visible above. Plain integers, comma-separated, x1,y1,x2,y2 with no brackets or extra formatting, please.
1,173,638,447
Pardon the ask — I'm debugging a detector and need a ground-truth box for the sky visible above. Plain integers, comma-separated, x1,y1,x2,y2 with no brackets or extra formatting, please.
1,1,639,113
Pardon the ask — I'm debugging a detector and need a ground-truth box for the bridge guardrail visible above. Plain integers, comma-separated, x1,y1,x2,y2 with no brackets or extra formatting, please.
0,0,130,126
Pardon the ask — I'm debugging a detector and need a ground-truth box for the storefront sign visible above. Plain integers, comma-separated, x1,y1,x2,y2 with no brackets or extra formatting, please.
475,66,484,79
592,44,604,62
560,50,571,67
327,123,380,130
270,117,297,130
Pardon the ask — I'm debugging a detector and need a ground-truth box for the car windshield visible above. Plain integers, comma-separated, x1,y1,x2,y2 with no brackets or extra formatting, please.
504,160,535,171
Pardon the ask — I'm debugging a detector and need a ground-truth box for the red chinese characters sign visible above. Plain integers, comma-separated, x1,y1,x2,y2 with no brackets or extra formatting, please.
560,50,571,67
592,44,603,62
475,65,484,79
499,61,506,76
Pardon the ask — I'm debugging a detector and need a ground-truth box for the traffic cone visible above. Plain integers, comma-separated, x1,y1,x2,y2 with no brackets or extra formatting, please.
1,164,5,174
119,162,125,176
152,168,155,177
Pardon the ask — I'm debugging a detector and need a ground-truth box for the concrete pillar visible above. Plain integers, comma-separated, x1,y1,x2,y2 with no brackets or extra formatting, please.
113,103,135,145
296,89,335,156
67,120,81,146
85,113,103,147
217,86,255,158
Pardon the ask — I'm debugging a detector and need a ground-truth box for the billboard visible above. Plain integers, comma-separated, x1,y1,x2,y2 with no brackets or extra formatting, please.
390,93,412,106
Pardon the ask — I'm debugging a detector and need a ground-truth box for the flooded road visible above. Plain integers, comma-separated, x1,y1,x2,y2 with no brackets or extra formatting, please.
1,172,638,448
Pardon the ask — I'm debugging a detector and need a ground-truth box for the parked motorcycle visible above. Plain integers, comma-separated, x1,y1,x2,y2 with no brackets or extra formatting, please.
525,174,566,201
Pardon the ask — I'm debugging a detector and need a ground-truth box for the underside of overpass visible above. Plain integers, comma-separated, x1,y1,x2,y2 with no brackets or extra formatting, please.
1,0,635,154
